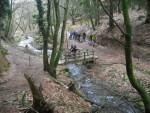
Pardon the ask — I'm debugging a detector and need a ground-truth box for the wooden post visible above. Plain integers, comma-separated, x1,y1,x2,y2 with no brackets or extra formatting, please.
86,49,89,56
84,52,86,63
65,53,67,64
93,50,95,63
29,56,31,66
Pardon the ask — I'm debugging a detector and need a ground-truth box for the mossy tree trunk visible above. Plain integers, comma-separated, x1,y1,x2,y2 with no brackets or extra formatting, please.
90,16,96,31
98,0,150,112
121,0,150,113
5,0,12,39
109,0,114,28
93,0,100,26
117,0,121,13
145,0,150,23
49,0,69,78
49,0,60,78
0,0,10,42
35,0,49,71
54,0,69,68
70,9,76,25
35,0,69,78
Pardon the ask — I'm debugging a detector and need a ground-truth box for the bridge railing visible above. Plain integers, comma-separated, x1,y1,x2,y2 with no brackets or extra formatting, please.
60,49,95,64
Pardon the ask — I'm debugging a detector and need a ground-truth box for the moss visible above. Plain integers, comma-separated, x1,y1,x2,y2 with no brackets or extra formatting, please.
0,48,9,75
134,101,145,112
64,68,69,73
0,48,8,55
63,68,71,77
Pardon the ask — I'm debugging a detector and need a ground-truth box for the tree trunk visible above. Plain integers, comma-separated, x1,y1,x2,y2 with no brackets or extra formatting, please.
109,0,114,28
121,1,150,113
54,0,69,68
49,67,57,78
35,0,49,71
117,0,121,13
43,38,49,71
24,74,54,113
0,0,10,41
5,0,12,39
145,0,150,24
49,0,60,78
93,0,100,26
72,17,75,25
90,16,96,30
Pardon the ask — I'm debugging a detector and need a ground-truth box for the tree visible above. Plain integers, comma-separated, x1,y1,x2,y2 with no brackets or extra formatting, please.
5,0,12,39
109,0,114,28
98,0,150,112
117,0,121,13
35,0,69,78
35,0,49,71
0,0,10,44
69,0,80,25
145,0,150,23
49,0,69,78
80,0,100,30
121,0,150,112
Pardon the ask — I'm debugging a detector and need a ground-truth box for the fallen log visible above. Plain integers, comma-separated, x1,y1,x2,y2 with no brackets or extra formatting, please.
24,74,55,113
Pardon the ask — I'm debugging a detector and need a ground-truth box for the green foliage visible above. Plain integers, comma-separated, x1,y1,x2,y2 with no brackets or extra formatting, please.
0,0,10,40
0,48,9,74
0,48,8,56
0,0,10,18
64,68,69,73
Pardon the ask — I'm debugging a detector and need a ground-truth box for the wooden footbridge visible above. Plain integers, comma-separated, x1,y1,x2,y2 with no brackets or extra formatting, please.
59,49,98,65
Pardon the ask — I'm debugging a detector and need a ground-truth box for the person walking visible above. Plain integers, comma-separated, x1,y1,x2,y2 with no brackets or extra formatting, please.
82,32,86,42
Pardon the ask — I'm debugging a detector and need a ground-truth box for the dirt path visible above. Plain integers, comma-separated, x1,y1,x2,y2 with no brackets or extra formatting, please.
0,43,91,113
0,44,45,113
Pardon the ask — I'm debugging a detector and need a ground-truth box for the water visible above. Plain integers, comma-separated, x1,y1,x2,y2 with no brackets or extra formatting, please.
67,64,138,113
18,36,52,55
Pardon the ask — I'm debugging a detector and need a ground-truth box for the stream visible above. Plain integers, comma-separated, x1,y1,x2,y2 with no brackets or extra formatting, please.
18,36,52,56
67,64,140,113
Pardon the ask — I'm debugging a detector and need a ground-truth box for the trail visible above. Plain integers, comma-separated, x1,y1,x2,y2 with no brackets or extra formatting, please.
0,43,91,113
0,43,44,113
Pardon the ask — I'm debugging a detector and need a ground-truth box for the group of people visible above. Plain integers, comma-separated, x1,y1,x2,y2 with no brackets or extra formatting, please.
69,31,97,48
69,32,86,42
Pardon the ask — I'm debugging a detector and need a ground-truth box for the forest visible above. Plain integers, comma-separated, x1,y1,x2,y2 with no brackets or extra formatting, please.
0,0,150,113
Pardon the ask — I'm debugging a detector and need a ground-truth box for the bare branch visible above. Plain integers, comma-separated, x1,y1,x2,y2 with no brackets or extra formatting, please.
98,0,126,35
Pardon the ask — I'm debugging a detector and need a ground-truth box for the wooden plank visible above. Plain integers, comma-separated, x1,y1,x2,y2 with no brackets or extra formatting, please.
58,49,98,65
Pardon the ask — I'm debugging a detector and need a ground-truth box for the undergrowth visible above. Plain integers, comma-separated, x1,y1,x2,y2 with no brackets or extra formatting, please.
0,47,9,75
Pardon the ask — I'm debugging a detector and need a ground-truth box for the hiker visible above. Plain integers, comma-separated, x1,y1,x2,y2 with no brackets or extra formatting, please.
77,33,81,42
88,35,93,46
74,32,79,40
69,32,73,39
25,44,28,49
92,35,97,47
70,45,78,56
82,32,86,42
